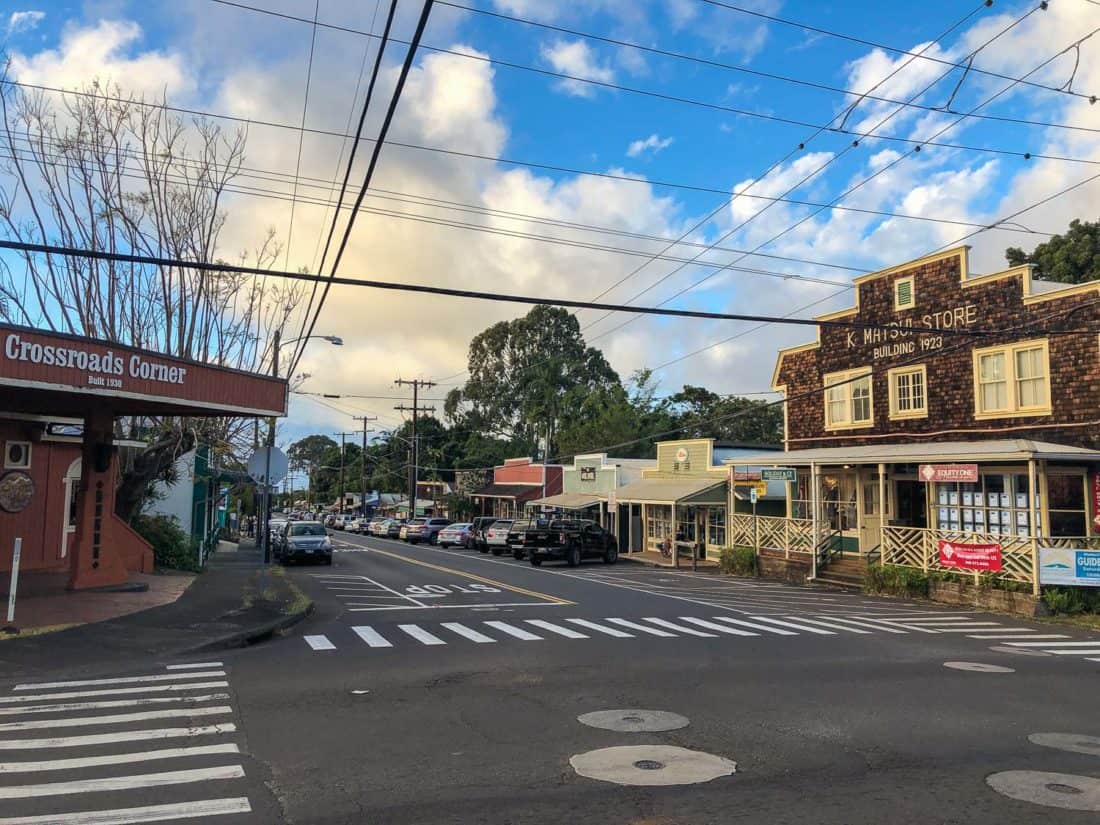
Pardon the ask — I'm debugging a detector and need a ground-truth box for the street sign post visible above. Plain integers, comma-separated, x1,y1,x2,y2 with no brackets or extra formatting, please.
760,467,796,482
749,488,758,505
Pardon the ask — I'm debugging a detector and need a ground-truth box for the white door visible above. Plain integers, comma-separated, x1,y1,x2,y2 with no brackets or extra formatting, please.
59,458,81,559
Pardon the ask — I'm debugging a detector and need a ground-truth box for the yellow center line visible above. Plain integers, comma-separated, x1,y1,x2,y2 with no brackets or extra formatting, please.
365,545,574,605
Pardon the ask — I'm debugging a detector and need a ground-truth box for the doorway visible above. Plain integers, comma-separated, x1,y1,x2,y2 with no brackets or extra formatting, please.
894,480,928,528
59,457,81,560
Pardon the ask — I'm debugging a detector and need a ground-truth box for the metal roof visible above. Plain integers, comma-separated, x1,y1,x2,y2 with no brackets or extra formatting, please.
527,492,604,509
726,439,1100,467
471,482,544,499
614,477,726,504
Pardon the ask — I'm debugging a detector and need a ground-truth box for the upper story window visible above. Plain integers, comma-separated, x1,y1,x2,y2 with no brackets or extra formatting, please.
888,365,928,420
894,276,915,310
824,368,874,430
973,339,1051,418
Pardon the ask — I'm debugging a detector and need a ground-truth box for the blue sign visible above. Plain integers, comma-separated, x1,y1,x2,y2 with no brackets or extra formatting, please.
1039,548,1100,587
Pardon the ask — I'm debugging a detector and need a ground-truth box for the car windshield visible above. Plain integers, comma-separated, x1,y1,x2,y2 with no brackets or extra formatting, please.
289,523,326,536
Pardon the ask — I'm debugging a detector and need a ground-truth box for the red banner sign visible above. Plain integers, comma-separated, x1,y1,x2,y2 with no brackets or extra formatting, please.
919,463,979,483
731,470,761,481
1093,474,1100,534
937,539,1002,571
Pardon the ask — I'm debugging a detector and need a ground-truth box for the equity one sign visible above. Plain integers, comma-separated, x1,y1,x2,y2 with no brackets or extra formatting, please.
5,334,188,388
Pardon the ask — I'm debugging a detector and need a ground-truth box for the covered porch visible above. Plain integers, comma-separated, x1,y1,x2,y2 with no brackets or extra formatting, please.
615,477,729,560
725,439,1100,591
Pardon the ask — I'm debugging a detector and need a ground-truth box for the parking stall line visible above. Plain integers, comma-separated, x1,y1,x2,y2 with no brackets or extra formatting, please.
605,618,678,637
566,619,634,638
351,626,394,648
525,619,588,639
676,617,757,637
641,617,718,638
747,616,836,635
398,624,448,646
482,621,543,641
440,622,497,644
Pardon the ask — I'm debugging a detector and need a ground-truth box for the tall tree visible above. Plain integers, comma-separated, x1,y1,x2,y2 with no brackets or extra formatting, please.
669,386,783,445
0,75,305,518
1006,218,1100,284
445,305,621,455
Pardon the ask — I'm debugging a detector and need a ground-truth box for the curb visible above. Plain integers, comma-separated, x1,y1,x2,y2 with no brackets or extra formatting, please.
181,600,315,654
620,557,722,573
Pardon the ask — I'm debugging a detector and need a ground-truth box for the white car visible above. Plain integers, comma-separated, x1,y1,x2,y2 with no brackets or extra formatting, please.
484,520,514,556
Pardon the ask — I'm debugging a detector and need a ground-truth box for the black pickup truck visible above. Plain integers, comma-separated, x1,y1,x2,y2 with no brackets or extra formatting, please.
508,518,619,567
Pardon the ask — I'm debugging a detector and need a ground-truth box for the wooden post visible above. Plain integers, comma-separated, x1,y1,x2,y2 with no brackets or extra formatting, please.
671,502,678,569
810,461,819,580
1029,458,1040,596
877,463,887,566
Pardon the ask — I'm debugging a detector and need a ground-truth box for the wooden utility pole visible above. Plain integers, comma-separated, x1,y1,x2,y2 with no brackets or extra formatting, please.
395,378,436,519
353,415,378,518
332,431,357,514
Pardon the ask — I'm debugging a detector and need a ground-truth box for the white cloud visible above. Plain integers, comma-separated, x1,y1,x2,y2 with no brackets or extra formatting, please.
540,39,615,98
626,133,673,158
10,20,192,99
7,10,44,36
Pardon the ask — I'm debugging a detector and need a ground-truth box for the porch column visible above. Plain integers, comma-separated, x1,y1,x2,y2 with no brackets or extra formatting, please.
68,409,129,590
878,462,887,567
810,461,819,580
671,502,678,569
1029,458,1039,596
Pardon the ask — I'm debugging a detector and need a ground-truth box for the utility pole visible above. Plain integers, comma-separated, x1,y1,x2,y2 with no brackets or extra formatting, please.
261,329,280,564
353,415,377,518
395,378,436,519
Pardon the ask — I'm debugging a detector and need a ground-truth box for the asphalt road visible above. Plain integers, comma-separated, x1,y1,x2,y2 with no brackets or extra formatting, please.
4,530,1100,824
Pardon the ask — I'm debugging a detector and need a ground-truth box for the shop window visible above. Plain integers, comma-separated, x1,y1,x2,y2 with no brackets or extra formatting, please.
646,505,673,541
707,508,727,547
676,507,698,543
973,339,1051,418
934,472,1038,537
1048,473,1087,537
888,366,927,420
822,474,858,531
4,441,31,469
824,368,874,430
894,276,915,310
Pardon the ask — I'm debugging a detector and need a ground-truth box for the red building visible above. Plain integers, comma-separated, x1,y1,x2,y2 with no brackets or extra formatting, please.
471,458,563,519
0,323,286,590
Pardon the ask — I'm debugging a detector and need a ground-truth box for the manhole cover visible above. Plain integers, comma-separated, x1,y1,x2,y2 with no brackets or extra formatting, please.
1028,733,1100,756
987,771,1100,811
577,709,690,732
571,746,736,787
944,661,1015,673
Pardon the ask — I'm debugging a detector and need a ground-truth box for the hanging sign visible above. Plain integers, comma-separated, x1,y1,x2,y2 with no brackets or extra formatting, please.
937,539,1002,572
919,464,979,483
760,467,796,482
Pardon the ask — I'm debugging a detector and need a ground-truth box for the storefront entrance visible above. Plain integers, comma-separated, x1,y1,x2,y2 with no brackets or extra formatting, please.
894,480,928,529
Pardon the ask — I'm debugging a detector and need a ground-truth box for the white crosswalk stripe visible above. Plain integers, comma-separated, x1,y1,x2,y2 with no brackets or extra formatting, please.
814,616,908,634
641,618,717,638
567,619,634,638
483,621,543,641
0,668,253,823
525,619,588,639
399,624,447,646
677,617,757,636
351,626,393,648
710,616,797,635
968,633,1069,640
304,635,335,651
786,616,871,634
441,623,496,644
604,618,676,637
747,616,835,635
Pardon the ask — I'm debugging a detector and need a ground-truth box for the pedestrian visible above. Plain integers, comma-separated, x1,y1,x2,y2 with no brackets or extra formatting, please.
660,535,672,558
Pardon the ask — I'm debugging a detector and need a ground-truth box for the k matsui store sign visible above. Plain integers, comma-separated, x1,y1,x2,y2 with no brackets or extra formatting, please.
0,324,286,418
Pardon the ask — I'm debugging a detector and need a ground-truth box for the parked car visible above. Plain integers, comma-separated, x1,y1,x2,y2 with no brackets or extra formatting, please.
505,518,552,560
367,517,388,536
275,521,333,565
404,517,453,545
324,514,337,528
437,522,473,548
484,520,515,556
470,516,499,553
385,518,407,539
526,519,618,567
400,518,426,541
345,517,365,533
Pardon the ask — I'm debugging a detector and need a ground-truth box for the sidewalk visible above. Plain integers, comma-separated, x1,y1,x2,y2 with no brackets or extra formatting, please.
0,539,312,682
621,549,720,571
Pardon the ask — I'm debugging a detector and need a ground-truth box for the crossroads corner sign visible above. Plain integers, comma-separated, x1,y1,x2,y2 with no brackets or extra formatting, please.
919,463,978,483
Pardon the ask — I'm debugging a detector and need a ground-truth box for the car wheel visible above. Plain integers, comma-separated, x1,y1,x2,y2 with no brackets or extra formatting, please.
429,533,438,546
603,547,618,564
512,549,524,560
323,556,333,566
491,547,503,556
529,555,542,567
567,544,581,567
440,542,450,549
478,544,489,554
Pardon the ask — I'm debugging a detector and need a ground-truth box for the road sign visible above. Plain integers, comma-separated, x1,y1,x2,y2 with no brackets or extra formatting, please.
760,467,796,482
248,446,289,485
753,481,768,497
749,488,758,505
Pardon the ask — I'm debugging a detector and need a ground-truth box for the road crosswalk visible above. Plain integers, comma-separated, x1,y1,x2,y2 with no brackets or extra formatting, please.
0,661,254,824
301,611,1097,655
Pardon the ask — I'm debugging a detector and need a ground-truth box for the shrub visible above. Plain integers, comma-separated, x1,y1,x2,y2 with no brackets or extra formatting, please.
1042,586,1090,615
864,564,929,598
719,546,756,577
131,514,200,572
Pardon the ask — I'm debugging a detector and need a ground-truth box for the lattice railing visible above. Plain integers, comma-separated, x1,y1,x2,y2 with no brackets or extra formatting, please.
729,513,755,547
756,516,789,552
727,515,815,557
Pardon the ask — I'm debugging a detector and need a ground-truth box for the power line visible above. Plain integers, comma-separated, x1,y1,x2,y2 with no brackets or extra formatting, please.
294,390,449,402
0,237,1017,336
282,0,320,271
292,0,435,375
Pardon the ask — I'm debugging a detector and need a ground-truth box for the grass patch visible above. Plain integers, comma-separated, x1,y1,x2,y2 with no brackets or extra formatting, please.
0,623,81,640
268,567,313,616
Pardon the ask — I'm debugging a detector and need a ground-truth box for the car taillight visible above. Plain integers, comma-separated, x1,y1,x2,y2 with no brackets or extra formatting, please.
559,533,567,543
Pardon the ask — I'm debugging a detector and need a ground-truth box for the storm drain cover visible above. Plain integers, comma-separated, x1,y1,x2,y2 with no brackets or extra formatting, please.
987,771,1100,811
577,709,690,733
944,661,1015,673
570,745,736,786
1028,733,1100,757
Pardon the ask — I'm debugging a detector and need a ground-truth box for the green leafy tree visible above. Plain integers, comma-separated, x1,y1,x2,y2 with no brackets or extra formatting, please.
1006,218,1100,284
668,386,782,445
446,306,621,455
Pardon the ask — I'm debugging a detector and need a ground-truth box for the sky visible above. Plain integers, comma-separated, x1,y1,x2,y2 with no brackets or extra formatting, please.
4,0,1100,449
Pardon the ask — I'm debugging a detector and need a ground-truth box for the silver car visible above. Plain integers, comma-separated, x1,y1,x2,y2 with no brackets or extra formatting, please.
276,521,333,565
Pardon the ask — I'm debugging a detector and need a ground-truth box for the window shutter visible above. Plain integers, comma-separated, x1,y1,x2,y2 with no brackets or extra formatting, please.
895,279,913,308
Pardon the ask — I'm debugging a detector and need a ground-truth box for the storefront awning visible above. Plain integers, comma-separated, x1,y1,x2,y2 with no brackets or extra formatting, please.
727,439,1100,468
527,492,603,510
615,477,726,505
471,483,542,500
